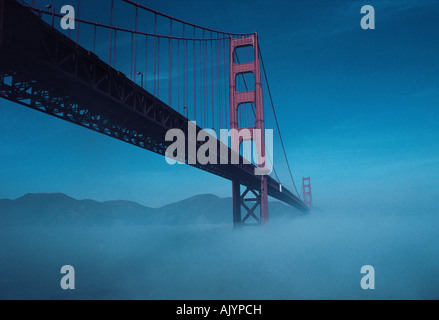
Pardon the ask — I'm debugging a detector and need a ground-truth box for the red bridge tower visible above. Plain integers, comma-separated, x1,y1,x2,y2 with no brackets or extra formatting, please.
302,177,313,210
230,33,269,227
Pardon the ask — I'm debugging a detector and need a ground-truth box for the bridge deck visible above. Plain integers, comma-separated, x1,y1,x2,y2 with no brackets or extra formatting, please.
0,0,308,212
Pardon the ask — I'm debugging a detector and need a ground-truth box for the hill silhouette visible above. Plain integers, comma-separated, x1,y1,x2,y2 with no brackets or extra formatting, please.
0,193,302,226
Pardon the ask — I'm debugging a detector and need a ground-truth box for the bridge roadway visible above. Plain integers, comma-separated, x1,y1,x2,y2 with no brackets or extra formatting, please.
0,0,308,212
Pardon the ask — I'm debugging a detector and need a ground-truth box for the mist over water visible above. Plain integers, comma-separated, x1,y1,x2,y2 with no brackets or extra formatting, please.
1,209,439,300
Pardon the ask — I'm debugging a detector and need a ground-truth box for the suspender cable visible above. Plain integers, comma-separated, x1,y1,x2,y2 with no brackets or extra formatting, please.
187,40,189,117
187,37,189,115
157,37,160,98
193,28,196,122
113,29,117,68
109,0,114,65
153,13,157,96
203,30,207,127
206,37,209,127
76,0,81,44
218,38,221,131
211,32,214,130
204,33,207,127
93,23,97,53
223,37,228,130
177,38,180,113
169,20,172,107
182,25,186,111
259,45,300,198
134,7,138,83
145,35,148,90
200,32,204,126
130,32,134,80
217,34,221,132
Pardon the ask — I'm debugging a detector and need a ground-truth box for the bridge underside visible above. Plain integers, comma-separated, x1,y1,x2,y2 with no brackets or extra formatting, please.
0,0,309,223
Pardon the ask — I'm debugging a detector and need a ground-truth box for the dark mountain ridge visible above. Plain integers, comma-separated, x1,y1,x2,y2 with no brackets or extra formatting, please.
0,193,302,226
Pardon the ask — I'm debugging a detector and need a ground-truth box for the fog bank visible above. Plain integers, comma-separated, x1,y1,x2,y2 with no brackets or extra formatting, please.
1,208,438,300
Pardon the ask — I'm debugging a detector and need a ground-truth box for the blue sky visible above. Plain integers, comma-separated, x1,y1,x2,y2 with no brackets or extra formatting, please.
0,0,438,212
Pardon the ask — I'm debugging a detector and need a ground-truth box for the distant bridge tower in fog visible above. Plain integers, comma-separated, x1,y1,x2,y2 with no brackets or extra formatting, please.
302,178,313,210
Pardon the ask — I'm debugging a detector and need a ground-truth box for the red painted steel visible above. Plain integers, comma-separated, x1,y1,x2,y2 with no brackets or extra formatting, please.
229,34,269,225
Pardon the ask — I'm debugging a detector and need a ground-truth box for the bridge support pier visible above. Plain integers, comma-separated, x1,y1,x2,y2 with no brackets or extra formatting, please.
232,179,241,226
260,176,268,224
232,178,269,227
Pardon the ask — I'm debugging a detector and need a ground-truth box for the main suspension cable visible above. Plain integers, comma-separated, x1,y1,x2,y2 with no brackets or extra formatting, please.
122,0,253,37
258,45,301,198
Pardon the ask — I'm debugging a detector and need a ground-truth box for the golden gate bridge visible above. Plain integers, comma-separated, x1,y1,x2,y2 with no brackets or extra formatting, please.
0,0,313,226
